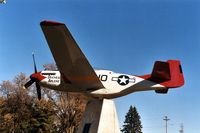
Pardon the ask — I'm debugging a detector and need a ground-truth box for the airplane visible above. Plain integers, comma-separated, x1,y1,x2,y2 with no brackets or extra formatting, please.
0,0,6,4
24,20,184,100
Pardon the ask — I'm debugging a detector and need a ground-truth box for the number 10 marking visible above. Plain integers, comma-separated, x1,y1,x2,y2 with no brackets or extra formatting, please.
98,75,108,81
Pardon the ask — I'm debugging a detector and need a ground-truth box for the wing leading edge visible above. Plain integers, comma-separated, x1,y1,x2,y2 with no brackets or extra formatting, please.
40,20,104,91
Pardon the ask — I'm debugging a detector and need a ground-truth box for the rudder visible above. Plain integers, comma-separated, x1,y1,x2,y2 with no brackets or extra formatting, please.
151,60,184,88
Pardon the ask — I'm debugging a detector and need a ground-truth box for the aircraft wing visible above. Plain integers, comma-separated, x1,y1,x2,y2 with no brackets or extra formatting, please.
40,20,104,91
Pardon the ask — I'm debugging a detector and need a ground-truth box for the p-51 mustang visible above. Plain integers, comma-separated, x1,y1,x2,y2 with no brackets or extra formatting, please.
24,21,184,100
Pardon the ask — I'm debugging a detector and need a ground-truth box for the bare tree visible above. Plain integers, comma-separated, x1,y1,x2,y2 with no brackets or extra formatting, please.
0,64,87,133
0,73,34,132
42,63,87,133
43,63,58,71
0,80,15,98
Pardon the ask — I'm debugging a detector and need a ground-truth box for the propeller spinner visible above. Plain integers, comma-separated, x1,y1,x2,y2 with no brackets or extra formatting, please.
24,53,42,100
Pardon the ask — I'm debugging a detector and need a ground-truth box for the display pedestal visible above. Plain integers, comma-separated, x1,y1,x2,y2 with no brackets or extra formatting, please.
77,99,120,133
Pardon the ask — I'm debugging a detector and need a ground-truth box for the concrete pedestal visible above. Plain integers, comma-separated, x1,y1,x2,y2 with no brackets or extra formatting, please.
77,99,120,133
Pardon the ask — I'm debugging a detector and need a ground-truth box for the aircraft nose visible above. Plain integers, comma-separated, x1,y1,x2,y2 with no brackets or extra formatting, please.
30,72,46,81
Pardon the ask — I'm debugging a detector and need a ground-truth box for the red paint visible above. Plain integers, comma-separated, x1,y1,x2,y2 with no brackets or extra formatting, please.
40,20,64,26
139,60,184,88
31,72,46,81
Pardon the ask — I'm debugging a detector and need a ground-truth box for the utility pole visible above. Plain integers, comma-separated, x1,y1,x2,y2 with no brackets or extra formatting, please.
163,116,170,133
179,123,184,133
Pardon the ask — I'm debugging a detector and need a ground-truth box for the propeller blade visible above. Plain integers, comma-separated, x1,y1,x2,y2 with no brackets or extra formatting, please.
32,53,37,73
36,82,41,100
25,53,42,100
24,80,35,89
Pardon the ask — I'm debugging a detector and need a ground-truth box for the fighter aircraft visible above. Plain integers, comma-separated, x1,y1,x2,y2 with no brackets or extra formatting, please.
24,21,184,100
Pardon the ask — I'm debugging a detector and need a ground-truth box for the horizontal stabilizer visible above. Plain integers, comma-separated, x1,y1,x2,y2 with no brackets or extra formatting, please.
151,61,171,82
138,60,185,92
151,60,184,88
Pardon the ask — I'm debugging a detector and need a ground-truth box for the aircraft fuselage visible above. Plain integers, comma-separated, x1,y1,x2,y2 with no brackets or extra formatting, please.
36,69,165,99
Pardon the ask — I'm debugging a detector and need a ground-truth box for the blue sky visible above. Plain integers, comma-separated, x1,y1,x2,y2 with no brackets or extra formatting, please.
0,0,200,132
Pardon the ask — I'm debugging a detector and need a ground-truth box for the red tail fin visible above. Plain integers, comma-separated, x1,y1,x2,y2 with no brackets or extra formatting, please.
151,60,184,88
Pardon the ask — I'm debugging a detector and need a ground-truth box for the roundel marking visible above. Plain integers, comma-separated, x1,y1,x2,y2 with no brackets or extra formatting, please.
117,75,130,85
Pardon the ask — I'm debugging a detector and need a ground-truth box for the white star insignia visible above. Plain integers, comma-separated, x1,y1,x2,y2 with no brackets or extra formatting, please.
119,76,128,84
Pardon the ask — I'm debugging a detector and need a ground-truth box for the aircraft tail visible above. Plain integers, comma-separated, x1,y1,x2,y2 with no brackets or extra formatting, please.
151,60,184,88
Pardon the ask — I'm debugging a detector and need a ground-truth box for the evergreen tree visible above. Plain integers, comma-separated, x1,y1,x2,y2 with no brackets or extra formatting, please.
121,106,142,133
